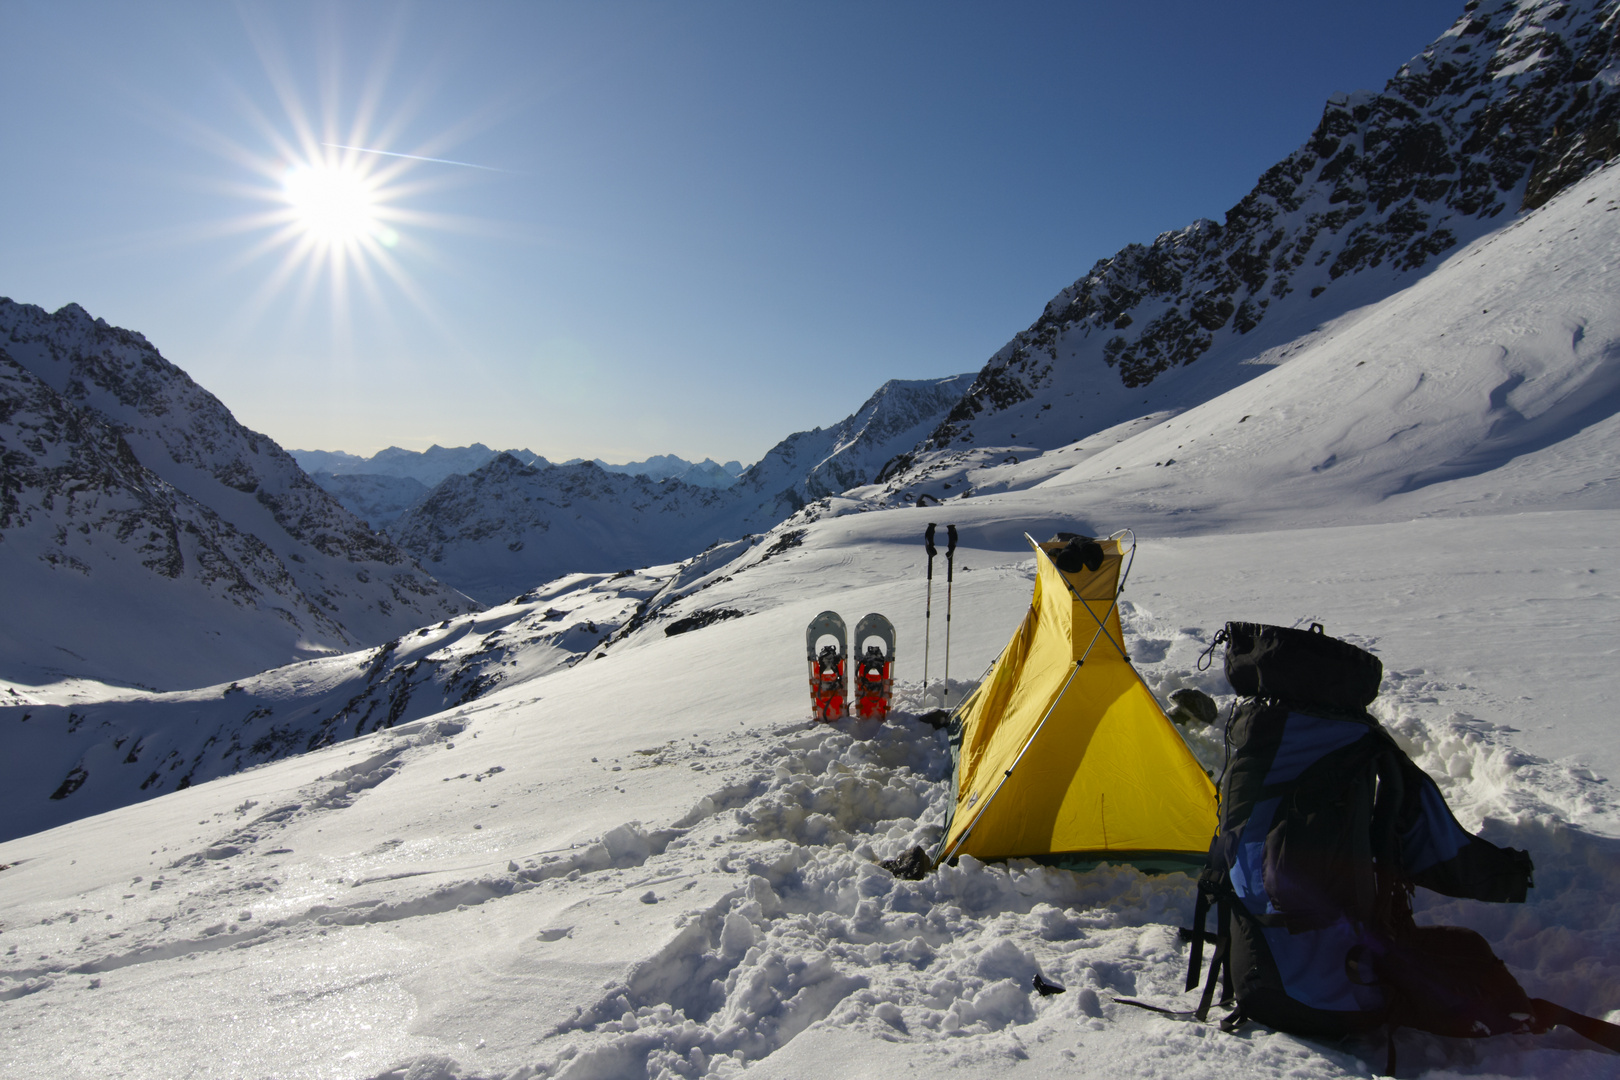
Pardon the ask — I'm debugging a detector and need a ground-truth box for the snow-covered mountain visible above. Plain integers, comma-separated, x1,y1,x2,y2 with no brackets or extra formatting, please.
306,471,431,530
5,133,1620,1075
890,0,1620,479
567,454,748,488
388,457,747,605
0,300,474,690
736,373,976,504
300,448,745,528
669,457,744,489
294,444,550,527
292,443,550,487
389,373,974,604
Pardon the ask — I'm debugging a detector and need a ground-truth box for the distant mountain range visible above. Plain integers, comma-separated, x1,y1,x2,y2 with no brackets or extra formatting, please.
565,454,746,489
387,373,973,603
292,446,748,529
291,443,548,488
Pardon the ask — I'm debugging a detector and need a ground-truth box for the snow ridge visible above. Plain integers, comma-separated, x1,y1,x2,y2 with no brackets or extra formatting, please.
0,565,676,841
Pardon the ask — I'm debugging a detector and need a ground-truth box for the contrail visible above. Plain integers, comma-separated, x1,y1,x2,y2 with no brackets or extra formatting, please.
321,143,505,172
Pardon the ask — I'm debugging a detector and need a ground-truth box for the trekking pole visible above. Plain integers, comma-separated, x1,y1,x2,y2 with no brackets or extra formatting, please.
943,524,957,706
923,523,937,703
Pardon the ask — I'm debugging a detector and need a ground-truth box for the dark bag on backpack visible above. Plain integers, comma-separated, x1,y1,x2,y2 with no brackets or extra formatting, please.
1186,622,1620,1069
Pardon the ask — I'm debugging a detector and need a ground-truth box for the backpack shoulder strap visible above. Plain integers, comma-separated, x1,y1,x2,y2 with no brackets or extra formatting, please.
1186,832,1237,1021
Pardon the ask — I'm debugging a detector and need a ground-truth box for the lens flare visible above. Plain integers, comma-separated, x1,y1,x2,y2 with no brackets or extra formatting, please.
163,15,501,349
282,161,378,244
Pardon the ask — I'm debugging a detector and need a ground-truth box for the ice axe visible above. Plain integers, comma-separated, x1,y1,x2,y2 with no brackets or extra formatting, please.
943,524,958,706
923,523,937,699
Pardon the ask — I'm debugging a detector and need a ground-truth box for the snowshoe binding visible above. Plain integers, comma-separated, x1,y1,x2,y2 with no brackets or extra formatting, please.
852,612,896,720
806,610,848,721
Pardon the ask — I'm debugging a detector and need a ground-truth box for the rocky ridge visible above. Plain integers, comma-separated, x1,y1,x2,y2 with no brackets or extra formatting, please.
916,0,1620,455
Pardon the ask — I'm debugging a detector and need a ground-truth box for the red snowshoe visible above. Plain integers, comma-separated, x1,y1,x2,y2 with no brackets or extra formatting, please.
852,613,896,720
806,610,848,722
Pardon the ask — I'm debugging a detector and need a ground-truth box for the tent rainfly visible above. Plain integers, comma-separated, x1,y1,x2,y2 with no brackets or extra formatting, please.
933,532,1218,873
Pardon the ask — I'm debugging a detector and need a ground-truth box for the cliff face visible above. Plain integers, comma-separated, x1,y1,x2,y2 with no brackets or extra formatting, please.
0,300,473,689
921,0,1620,451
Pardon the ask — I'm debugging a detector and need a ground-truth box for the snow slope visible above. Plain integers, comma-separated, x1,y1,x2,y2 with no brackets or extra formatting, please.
2,505,1616,1079
0,301,474,690
0,566,676,843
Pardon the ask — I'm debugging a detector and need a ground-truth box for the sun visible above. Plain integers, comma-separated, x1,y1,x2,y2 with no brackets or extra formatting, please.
282,160,382,245
176,21,496,342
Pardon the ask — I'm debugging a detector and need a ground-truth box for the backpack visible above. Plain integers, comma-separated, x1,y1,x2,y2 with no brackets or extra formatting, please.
1184,622,1619,1069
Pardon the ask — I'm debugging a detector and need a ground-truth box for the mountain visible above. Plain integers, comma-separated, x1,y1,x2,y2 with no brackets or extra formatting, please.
293,444,552,529
0,300,475,690
389,373,974,603
291,443,550,487
305,471,431,530
894,0,1620,475
4,137,1619,1072
388,457,745,605
672,458,744,489
737,374,976,506
6,6,1620,1074
565,454,747,489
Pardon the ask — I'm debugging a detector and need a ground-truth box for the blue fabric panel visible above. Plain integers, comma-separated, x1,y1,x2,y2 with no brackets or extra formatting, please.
1261,921,1387,1013
1262,712,1368,787
1230,796,1280,912
1400,772,1473,875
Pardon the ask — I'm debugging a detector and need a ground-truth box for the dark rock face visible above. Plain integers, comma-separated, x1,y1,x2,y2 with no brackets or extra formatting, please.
925,0,1620,447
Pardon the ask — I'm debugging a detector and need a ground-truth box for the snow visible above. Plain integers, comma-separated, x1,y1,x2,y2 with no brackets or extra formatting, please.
5,480,1620,1077
8,15,1620,1079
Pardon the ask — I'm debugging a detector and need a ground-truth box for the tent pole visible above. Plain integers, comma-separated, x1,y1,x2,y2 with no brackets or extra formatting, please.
941,660,1083,865
1072,531,1137,665
943,525,957,705
923,524,937,701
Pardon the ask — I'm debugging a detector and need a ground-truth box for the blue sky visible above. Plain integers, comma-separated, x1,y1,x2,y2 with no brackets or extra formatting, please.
2,0,1464,465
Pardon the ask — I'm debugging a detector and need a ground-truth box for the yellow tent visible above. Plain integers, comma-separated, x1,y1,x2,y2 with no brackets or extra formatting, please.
935,532,1217,873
